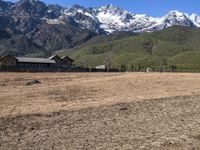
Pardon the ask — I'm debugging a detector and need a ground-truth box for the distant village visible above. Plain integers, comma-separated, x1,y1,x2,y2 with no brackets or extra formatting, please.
0,54,120,72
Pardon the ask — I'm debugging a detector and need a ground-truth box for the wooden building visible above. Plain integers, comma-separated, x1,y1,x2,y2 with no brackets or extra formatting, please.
0,54,74,71
49,55,74,69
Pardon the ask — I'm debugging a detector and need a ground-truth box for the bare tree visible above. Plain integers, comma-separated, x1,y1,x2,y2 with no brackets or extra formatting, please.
104,49,115,72
158,57,167,72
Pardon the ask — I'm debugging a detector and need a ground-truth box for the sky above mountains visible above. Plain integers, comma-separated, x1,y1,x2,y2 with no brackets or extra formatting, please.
7,0,200,17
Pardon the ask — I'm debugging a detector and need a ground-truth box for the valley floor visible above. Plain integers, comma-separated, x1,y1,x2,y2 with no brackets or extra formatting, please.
0,73,200,149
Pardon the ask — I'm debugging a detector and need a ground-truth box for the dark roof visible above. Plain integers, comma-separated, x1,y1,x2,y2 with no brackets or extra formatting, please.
61,56,74,62
0,54,16,61
16,57,56,64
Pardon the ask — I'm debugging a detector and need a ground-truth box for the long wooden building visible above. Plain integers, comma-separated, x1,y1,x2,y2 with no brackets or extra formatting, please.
0,54,74,72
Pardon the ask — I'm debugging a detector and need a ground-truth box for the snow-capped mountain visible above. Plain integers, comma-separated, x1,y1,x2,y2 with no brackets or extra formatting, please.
55,4,200,33
59,4,160,33
1,0,200,55
2,0,200,34
95,5,160,33
61,5,101,33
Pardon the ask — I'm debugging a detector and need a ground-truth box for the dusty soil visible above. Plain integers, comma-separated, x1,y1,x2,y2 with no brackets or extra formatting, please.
1,72,200,149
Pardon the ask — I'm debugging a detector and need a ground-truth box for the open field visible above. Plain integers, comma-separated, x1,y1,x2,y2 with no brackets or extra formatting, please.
1,72,200,149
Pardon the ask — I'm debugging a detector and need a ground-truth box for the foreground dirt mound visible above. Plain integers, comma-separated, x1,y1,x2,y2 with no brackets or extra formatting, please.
1,95,200,150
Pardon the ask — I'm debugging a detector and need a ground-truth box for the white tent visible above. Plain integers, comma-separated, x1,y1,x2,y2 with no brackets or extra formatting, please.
96,65,106,69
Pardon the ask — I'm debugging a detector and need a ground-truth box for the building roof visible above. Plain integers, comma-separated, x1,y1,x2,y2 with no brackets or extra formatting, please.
0,54,15,60
61,56,74,62
0,54,73,64
16,57,56,64
49,55,59,60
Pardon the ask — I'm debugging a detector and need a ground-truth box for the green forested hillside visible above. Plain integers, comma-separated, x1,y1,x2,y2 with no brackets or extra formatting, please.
57,26,200,71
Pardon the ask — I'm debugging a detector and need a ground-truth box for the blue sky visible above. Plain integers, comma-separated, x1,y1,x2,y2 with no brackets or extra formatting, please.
7,0,200,17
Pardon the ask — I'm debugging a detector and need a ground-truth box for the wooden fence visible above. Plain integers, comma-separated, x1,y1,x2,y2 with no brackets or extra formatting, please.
0,66,121,73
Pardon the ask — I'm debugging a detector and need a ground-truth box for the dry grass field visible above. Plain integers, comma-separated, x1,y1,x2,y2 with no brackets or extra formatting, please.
1,72,200,149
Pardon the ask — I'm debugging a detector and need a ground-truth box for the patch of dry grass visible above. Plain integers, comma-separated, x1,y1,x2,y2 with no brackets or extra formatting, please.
1,73,200,149
0,72,200,118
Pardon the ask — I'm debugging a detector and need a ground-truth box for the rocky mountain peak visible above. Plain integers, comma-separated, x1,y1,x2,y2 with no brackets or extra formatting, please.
0,0,13,14
13,0,48,17
98,4,129,16
161,10,194,28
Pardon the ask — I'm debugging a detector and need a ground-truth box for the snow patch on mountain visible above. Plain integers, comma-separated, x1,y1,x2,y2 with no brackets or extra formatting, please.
45,4,200,34
190,13,200,27
46,18,65,25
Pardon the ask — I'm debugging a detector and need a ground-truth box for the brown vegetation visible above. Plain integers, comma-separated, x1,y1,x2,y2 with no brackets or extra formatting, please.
1,72,200,149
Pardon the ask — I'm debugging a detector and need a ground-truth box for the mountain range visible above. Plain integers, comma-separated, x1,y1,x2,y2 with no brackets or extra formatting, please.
0,0,200,58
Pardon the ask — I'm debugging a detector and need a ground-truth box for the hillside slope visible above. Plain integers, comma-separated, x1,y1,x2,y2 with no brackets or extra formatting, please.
58,26,200,71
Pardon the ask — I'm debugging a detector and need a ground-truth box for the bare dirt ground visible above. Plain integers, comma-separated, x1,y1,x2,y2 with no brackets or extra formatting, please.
1,72,200,149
